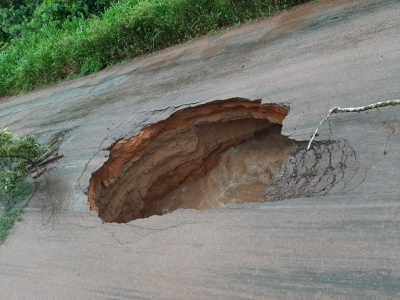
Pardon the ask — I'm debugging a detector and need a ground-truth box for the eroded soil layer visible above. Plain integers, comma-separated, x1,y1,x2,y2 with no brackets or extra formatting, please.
88,98,290,223
148,130,296,218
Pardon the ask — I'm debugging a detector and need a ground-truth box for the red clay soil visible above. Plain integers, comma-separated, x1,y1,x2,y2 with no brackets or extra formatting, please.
88,98,289,223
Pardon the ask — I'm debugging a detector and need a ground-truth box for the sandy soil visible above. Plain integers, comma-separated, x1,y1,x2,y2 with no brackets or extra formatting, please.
0,0,399,298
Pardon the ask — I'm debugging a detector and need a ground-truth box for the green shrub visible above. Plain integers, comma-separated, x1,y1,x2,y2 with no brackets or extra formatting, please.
0,128,47,244
0,128,46,199
0,0,310,96
0,0,116,44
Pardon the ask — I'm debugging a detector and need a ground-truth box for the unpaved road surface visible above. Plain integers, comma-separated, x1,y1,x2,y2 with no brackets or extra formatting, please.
1,0,400,298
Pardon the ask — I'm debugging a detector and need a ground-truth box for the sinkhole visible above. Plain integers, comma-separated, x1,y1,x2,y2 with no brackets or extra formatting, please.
88,98,295,223
89,97,358,223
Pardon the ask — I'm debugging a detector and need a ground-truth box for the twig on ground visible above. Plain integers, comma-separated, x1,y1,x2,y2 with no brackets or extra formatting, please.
307,99,400,150
28,133,65,178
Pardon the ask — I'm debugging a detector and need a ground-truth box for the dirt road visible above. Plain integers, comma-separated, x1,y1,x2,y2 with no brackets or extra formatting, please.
0,0,399,298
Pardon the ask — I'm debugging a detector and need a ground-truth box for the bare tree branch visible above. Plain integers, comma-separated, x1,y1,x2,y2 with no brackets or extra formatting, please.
307,99,400,150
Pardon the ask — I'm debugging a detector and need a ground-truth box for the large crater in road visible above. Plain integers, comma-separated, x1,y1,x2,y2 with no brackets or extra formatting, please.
88,98,295,223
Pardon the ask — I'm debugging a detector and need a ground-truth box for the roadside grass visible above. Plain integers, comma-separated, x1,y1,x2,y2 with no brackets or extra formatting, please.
0,181,33,244
0,0,310,96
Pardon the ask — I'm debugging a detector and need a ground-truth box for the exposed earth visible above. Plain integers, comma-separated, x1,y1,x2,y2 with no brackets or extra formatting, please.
1,0,400,299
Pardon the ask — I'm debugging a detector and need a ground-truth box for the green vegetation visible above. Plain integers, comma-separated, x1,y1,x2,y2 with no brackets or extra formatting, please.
0,0,115,44
0,0,309,96
0,180,33,244
0,128,47,244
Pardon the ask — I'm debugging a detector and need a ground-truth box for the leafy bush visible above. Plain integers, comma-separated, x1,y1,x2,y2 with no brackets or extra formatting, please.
0,0,115,45
0,0,310,96
0,128,47,244
0,128,46,201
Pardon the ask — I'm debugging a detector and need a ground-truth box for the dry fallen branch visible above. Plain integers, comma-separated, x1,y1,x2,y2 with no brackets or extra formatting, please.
29,152,64,179
307,99,400,150
28,134,65,179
